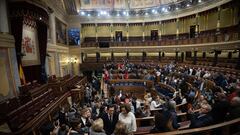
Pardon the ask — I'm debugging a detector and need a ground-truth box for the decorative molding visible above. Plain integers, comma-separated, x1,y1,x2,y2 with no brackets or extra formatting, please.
47,43,69,53
0,34,15,48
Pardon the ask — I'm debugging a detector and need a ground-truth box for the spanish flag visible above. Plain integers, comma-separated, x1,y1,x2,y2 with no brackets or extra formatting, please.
19,64,26,85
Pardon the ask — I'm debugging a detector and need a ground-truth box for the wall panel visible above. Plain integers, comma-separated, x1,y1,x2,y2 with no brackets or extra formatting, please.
129,25,143,36
164,21,177,35
83,25,96,37
97,25,111,37
233,7,240,25
220,8,232,28
208,12,218,30
199,15,206,31
179,20,185,33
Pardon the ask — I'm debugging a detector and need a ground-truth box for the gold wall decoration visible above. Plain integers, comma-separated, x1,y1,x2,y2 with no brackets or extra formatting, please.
129,25,143,36
83,25,96,37
208,11,218,30
220,8,232,28
97,25,111,37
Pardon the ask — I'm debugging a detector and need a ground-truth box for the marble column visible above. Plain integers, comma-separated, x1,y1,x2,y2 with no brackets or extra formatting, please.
95,23,98,42
126,23,129,42
49,13,56,44
0,0,21,97
158,21,161,41
0,0,9,33
142,22,145,42
195,14,199,37
110,23,113,42
176,19,179,39
216,6,221,34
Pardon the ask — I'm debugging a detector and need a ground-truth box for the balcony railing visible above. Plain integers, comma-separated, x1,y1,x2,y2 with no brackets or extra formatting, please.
81,32,239,48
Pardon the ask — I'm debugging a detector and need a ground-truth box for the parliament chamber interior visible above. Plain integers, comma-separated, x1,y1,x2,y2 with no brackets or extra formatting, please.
0,0,240,134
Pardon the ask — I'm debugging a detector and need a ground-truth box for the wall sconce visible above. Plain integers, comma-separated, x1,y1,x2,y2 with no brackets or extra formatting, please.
68,57,78,63
73,58,77,63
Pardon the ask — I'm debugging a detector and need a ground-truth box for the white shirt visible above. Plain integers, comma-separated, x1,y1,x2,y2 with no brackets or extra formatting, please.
119,112,137,133
150,100,161,110
81,117,86,126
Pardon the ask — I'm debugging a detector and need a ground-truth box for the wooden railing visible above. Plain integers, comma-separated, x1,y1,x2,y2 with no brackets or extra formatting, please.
145,118,240,135
135,113,240,135
81,31,239,48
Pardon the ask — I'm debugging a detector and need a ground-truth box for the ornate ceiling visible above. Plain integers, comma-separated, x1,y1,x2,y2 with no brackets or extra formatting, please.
76,0,179,10
62,0,197,15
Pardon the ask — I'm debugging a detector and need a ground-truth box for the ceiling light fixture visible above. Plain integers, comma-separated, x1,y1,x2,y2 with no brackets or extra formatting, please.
81,11,85,16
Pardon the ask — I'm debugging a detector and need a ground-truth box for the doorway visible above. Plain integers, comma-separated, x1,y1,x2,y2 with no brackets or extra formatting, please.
151,30,158,40
190,25,199,38
115,31,122,42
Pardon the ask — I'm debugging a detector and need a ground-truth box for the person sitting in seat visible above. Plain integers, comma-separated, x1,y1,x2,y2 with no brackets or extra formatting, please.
189,103,213,128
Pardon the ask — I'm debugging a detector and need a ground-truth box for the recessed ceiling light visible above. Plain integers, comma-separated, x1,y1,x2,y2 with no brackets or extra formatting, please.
87,14,90,17
198,0,202,2
162,7,165,11
187,4,190,7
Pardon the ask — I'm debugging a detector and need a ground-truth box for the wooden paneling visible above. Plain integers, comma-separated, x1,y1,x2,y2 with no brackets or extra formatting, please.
97,25,111,37
220,8,232,28
208,11,218,30
83,25,96,37
129,25,143,37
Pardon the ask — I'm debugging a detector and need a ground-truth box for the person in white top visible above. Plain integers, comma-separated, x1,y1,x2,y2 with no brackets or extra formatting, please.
118,103,137,134
150,96,161,110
